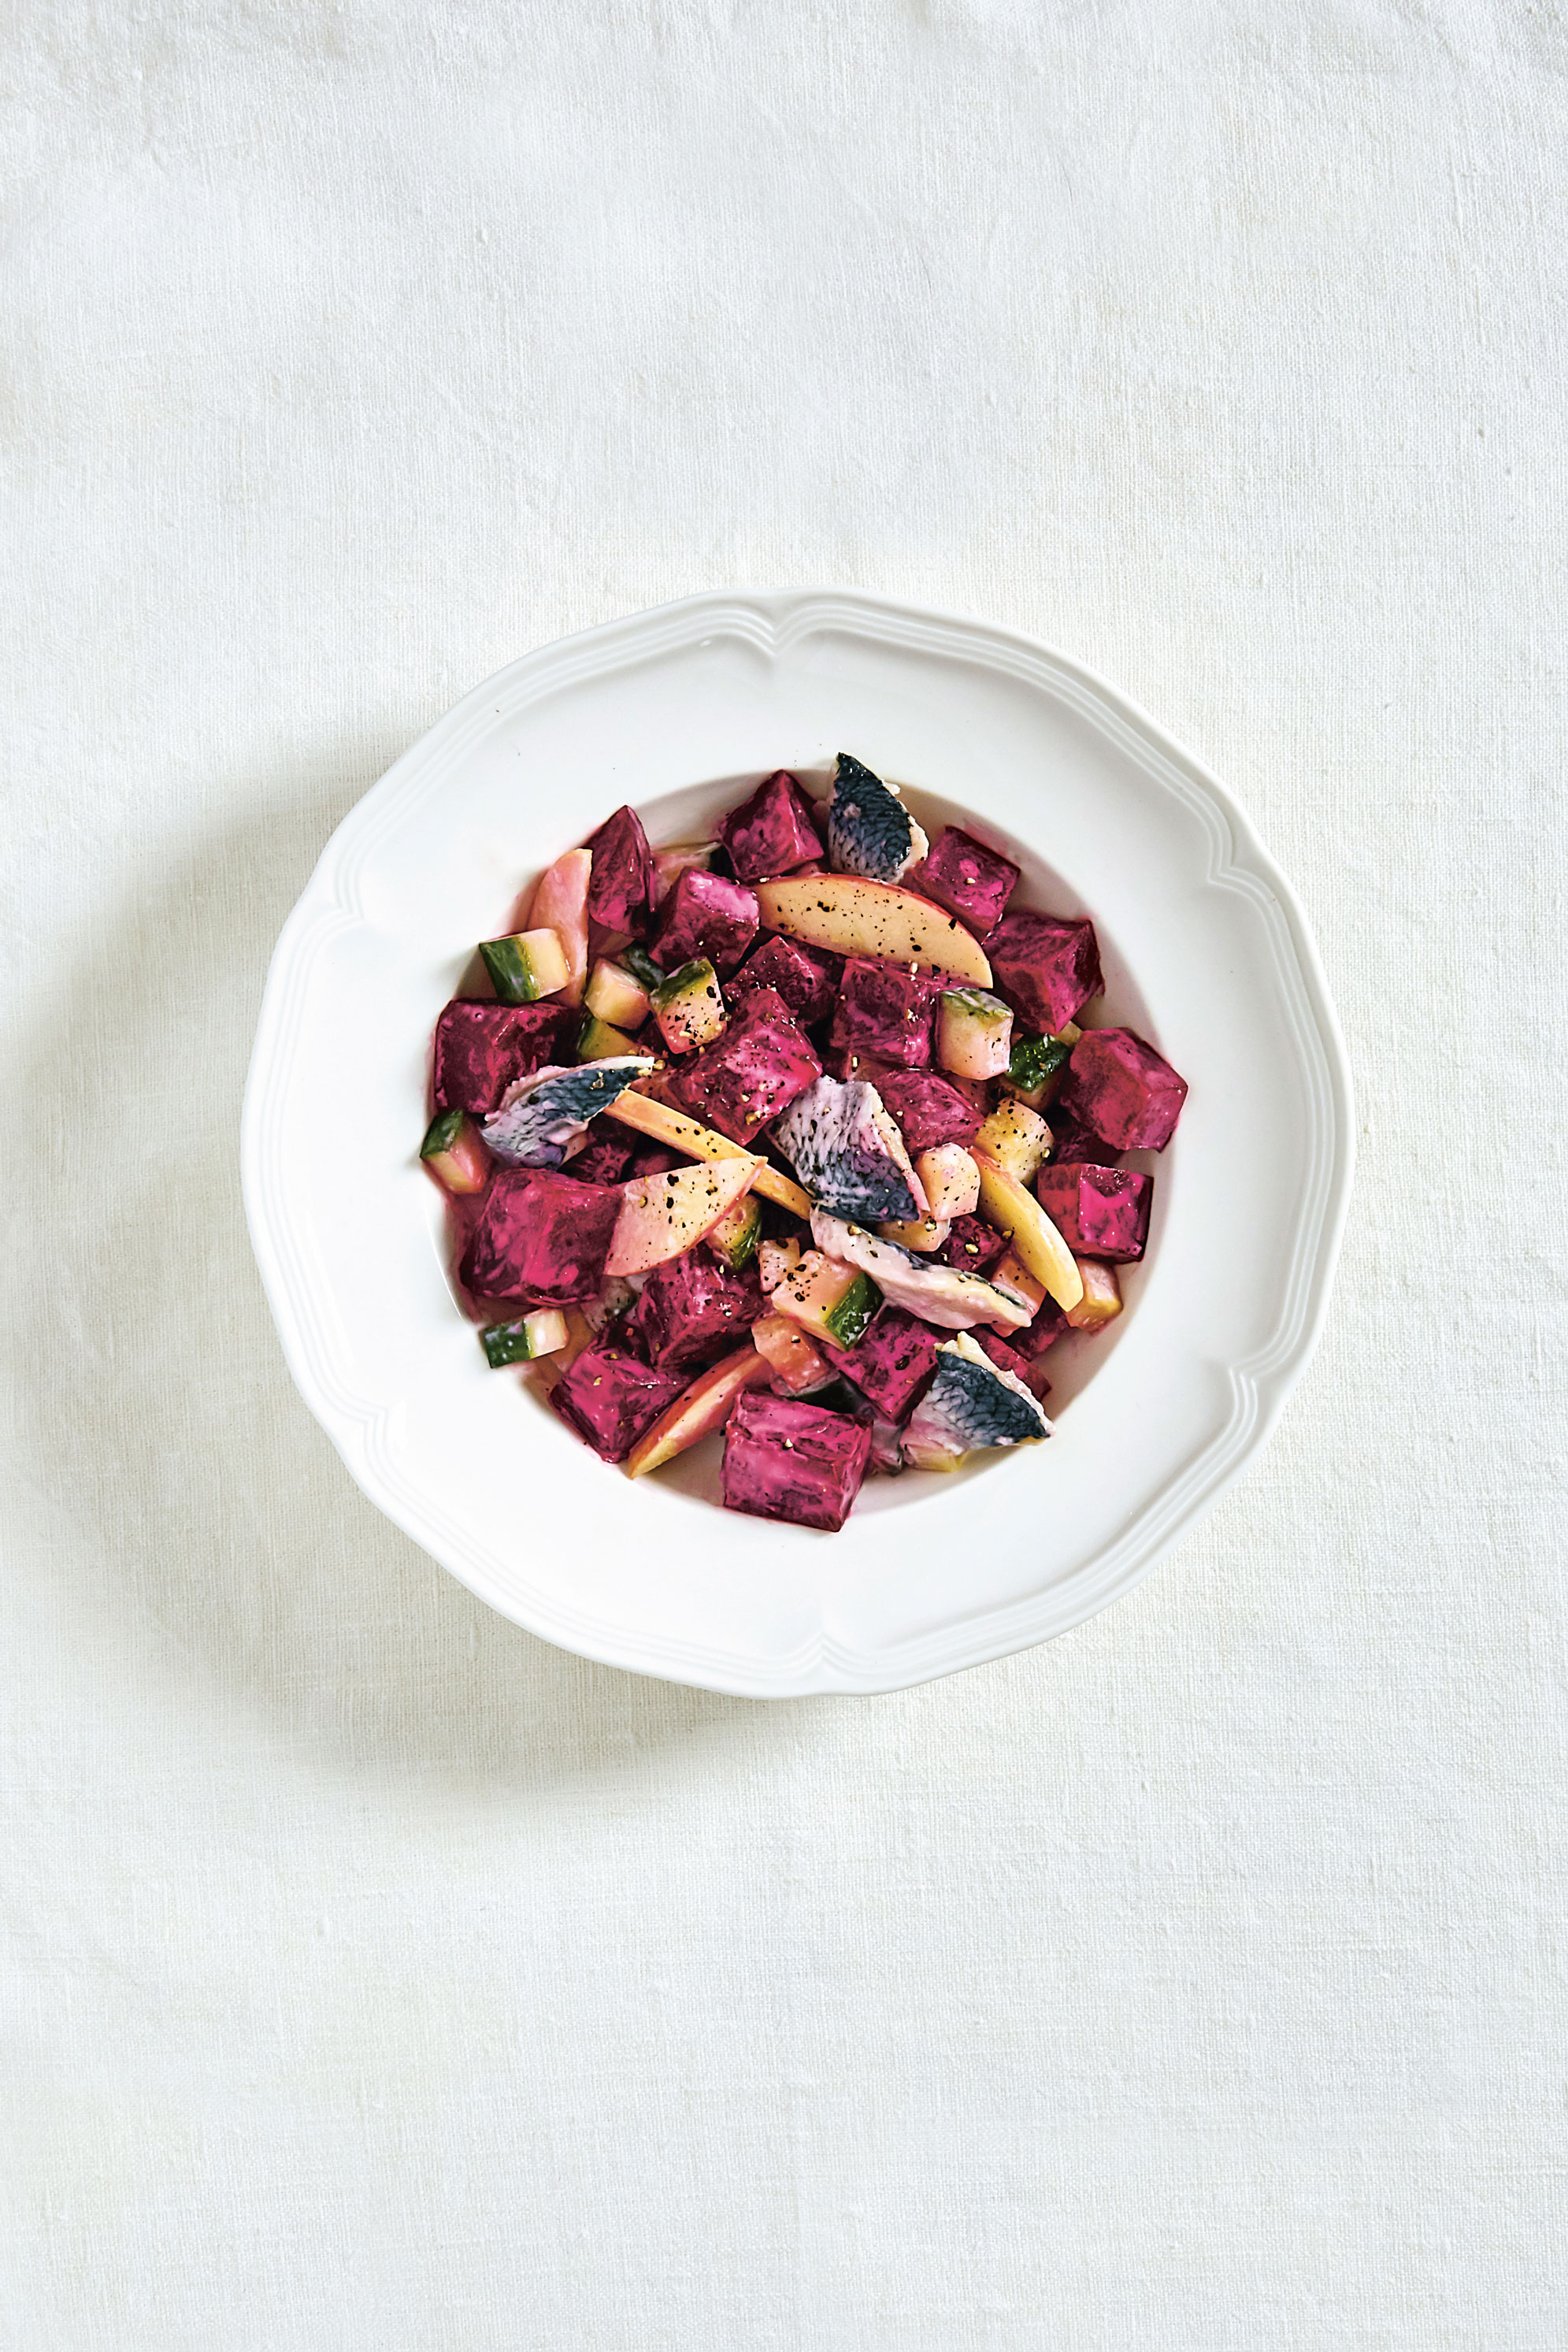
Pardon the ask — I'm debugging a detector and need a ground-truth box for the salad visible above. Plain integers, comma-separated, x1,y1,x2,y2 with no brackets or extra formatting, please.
421,755,1188,1533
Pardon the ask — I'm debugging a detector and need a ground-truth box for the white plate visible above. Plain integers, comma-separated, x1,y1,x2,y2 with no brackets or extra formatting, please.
242,590,1352,1696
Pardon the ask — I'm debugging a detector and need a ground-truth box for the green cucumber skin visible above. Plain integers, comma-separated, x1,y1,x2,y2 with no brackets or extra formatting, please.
479,936,547,1004
1008,1033,1072,1093
481,1321,541,1368
577,1014,636,1059
710,1198,762,1270
651,957,718,1011
421,1108,467,1159
944,987,1010,1029
621,946,665,991
823,1272,880,1349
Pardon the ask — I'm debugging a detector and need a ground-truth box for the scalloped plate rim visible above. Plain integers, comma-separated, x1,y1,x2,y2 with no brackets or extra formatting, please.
241,587,1354,1696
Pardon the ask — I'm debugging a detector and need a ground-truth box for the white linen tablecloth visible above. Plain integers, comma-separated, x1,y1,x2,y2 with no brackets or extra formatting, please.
3,5,1563,2345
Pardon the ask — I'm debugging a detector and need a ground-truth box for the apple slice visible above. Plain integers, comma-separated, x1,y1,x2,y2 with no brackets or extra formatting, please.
756,874,993,985
525,848,592,1006
605,1088,814,1219
606,1155,763,1277
969,1148,1084,1311
626,1344,773,1477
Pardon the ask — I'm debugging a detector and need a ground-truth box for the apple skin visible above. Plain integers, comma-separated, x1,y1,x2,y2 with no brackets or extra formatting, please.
526,848,592,1006
755,874,993,986
605,1156,761,1278
625,1345,773,1477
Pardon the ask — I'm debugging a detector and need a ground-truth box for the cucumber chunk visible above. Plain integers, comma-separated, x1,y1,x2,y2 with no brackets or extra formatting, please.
420,1108,487,1194
478,927,571,1004
651,957,726,1054
706,1193,763,1271
937,988,1014,1081
480,1308,569,1367
585,959,652,1030
577,1011,642,1061
621,944,666,991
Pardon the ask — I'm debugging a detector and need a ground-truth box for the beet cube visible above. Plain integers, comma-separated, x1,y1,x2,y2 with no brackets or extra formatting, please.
873,1068,983,1152
1047,1111,1122,1168
584,803,655,937
825,1045,899,1088
629,1250,765,1371
1035,1163,1153,1263
907,825,1020,937
984,911,1103,1034
938,1215,1008,1276
458,1170,621,1303
653,866,760,978
728,933,840,1028
1058,1026,1188,1152
821,1306,939,1424
977,1329,1051,1401
432,1000,578,1115
716,770,824,883
829,959,937,1069
625,1142,684,1179
1014,1297,1070,1360
721,1391,872,1532
550,1326,686,1462
674,987,821,1144
566,1130,639,1186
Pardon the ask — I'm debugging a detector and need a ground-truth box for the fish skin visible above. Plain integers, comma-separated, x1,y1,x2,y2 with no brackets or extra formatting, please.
481,1057,657,1168
904,1331,1051,1459
773,1076,928,1223
825,752,929,884
810,1211,1032,1332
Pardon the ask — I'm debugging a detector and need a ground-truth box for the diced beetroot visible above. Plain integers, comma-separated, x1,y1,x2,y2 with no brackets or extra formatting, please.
937,1215,1008,1276
728,933,840,1028
821,1306,939,1424
629,1249,765,1371
584,803,655,936
873,1068,983,1152
1047,1111,1122,1168
653,867,760,978
829,959,938,1069
1014,1296,1070,1360
674,987,822,1144
550,1325,686,1462
1035,1163,1153,1263
977,1329,1051,1401
716,770,823,883
1058,1026,1188,1152
432,1000,578,1115
906,825,1020,937
721,1391,872,1532
458,1170,621,1303
984,911,1103,1034
567,1130,640,1186
825,1044,899,1088
625,1142,684,1179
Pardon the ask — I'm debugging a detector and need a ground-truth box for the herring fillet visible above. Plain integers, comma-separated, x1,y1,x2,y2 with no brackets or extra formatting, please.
904,1330,1051,1463
810,1210,1032,1332
481,1056,657,1168
825,751,929,884
773,1077,929,1223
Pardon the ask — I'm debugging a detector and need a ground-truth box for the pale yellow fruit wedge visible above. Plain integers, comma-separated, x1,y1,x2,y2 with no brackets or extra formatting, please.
973,1100,1053,1183
525,848,592,1005
605,1155,762,1277
606,1089,813,1219
756,874,992,985
970,1150,1084,1311
1065,1259,1122,1332
626,1345,773,1477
